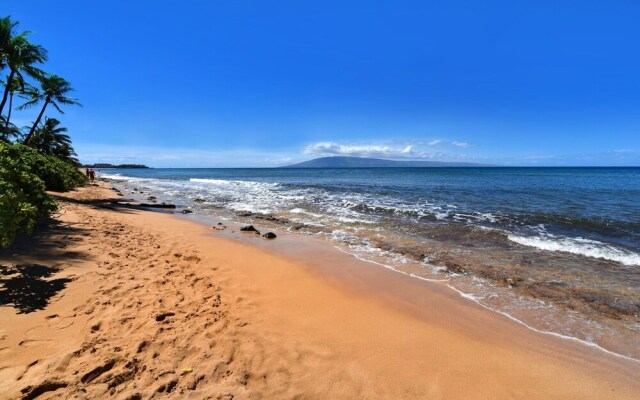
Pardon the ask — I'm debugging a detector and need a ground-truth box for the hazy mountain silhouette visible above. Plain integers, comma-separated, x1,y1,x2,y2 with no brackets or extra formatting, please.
282,156,491,168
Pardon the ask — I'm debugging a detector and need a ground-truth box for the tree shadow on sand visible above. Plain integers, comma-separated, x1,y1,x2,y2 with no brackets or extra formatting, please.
0,264,71,314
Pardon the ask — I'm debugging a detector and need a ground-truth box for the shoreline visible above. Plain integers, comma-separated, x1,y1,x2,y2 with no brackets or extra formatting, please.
101,168,640,361
179,205,640,364
1,181,639,399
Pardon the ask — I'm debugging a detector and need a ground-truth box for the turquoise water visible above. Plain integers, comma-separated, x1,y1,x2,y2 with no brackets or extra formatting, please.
101,167,640,359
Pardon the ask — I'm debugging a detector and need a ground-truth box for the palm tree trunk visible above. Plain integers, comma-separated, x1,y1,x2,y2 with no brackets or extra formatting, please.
0,69,15,116
24,99,48,144
6,91,13,128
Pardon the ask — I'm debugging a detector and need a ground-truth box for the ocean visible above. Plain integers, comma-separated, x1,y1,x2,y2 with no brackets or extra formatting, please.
100,167,640,360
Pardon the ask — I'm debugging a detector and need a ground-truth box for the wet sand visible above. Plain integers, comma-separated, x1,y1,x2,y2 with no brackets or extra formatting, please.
0,182,638,399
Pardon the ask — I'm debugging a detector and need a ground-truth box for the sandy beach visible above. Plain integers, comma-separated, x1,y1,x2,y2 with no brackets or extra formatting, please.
1,181,639,400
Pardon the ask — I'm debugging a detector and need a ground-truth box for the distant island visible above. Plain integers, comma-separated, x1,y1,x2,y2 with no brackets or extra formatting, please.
282,156,491,168
83,163,150,169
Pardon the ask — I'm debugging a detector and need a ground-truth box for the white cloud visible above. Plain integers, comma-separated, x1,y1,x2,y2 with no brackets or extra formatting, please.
302,142,422,158
301,141,480,162
452,141,469,148
427,139,442,146
401,145,413,154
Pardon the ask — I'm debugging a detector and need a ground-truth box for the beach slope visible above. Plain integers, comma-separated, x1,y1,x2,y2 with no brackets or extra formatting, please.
0,182,638,399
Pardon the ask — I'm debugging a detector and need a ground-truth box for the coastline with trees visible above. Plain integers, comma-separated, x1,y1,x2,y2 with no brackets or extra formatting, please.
0,15,85,247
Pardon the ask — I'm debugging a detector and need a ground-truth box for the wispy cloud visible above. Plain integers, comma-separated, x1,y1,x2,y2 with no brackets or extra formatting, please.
301,141,478,161
451,141,469,148
302,142,422,158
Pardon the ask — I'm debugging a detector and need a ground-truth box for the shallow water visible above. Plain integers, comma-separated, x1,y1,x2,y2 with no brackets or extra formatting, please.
100,167,640,359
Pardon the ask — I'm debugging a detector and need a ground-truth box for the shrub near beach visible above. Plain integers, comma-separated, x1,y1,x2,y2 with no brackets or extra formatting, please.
0,143,57,247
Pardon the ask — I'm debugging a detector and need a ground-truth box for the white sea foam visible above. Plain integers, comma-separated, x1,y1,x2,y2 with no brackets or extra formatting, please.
508,234,640,266
100,173,128,181
100,173,152,183
190,178,279,188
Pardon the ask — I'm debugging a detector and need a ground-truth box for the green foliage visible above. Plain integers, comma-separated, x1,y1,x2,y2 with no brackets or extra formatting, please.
7,143,86,191
0,142,57,247
0,16,85,248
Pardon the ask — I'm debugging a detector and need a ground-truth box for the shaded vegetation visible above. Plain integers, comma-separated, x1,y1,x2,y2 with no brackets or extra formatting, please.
0,15,84,247
0,143,57,247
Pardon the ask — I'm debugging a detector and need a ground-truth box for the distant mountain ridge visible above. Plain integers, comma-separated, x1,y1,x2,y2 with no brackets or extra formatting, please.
282,156,490,168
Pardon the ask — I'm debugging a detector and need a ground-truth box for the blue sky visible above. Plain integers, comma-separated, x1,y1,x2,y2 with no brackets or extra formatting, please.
5,1,640,166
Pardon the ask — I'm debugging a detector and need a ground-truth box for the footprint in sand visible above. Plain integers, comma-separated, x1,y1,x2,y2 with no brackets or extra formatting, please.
46,314,76,330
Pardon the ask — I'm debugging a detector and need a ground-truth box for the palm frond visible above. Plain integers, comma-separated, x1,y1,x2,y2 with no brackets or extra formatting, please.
50,100,64,114
16,96,40,110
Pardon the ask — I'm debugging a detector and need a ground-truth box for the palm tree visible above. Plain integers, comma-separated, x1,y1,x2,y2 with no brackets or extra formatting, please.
2,74,28,127
0,16,18,71
20,74,80,143
25,117,78,163
0,20,47,117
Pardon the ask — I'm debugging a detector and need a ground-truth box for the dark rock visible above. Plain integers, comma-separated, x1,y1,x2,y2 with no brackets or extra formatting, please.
181,209,193,214
240,225,259,232
237,212,254,217
255,214,290,224
139,203,176,209
262,232,277,239
147,196,157,201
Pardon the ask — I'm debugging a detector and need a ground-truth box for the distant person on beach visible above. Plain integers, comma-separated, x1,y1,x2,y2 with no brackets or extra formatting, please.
85,167,90,177
89,169,95,181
